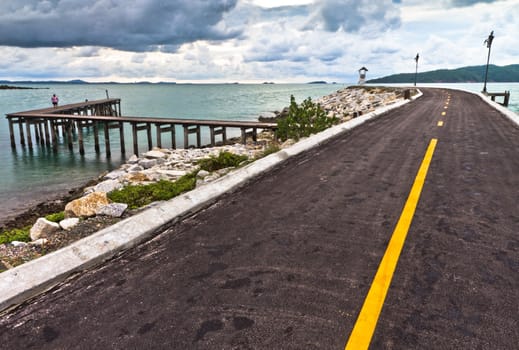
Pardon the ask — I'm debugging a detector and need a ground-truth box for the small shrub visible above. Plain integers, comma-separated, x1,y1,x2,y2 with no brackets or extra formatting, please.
277,95,339,141
197,151,249,172
0,226,31,245
45,211,65,223
107,173,197,209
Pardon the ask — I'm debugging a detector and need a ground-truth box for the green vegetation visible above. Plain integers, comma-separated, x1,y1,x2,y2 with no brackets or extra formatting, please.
277,95,338,141
107,173,197,209
0,226,31,245
45,211,65,223
367,64,519,84
197,151,249,172
260,144,281,157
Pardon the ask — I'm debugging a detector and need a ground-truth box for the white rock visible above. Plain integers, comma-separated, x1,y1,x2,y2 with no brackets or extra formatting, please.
11,241,28,247
96,203,128,218
127,164,144,172
30,238,49,246
216,168,232,176
30,218,60,241
103,170,127,180
204,174,221,182
94,179,123,193
139,159,158,169
127,154,139,164
59,218,80,231
156,169,187,177
197,170,210,179
143,150,168,159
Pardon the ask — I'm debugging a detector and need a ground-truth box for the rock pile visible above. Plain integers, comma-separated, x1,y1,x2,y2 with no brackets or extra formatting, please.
89,143,263,190
22,143,266,247
317,87,405,121
259,86,406,123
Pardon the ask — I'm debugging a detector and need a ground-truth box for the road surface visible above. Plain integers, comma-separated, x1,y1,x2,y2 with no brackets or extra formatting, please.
1,88,518,349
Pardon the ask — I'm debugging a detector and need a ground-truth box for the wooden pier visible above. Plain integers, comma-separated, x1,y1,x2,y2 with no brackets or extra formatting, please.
6,99,278,156
486,91,510,107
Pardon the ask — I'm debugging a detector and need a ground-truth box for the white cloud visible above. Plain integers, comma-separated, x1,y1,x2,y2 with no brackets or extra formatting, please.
0,0,516,83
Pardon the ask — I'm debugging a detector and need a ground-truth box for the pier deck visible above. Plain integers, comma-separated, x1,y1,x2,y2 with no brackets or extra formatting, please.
6,98,277,156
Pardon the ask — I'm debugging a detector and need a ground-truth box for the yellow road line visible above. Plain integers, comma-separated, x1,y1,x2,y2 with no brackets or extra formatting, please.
344,139,438,350
438,121,444,126
441,112,446,116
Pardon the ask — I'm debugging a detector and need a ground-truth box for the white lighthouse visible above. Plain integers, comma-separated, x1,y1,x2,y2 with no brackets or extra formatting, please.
358,67,368,85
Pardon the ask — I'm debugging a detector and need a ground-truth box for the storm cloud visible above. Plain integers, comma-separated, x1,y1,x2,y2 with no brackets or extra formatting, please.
306,0,401,33
0,0,240,52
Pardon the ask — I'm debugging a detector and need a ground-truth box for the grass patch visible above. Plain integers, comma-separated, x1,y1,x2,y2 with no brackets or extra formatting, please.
45,211,65,223
107,173,197,209
0,226,31,245
197,151,249,172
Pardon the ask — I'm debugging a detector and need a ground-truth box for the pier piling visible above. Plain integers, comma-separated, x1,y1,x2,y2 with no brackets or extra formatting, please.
6,98,277,158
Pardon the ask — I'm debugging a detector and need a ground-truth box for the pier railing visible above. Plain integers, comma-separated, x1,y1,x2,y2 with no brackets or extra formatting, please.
6,99,278,156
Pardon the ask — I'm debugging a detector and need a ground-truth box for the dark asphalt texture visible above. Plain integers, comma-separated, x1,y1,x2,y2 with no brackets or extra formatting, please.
1,88,518,349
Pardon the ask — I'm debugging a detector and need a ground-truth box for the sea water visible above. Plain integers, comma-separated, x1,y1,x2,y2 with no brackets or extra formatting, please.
1,82,518,224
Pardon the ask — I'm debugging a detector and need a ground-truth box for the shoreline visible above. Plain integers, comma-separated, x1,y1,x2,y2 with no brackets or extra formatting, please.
0,86,411,271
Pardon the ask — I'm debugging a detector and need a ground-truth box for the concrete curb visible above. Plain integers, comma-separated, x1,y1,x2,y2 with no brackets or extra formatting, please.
473,92,519,127
0,90,422,313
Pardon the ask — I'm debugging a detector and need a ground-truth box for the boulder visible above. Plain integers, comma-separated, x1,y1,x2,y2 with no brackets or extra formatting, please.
156,169,187,178
125,172,151,183
139,158,158,169
93,179,123,193
127,164,144,173
65,192,110,218
30,238,49,246
197,170,210,179
143,150,168,159
60,217,80,231
30,218,60,241
103,170,127,180
96,203,128,218
127,154,139,164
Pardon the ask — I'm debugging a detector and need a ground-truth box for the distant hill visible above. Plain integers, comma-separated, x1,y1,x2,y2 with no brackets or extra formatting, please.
367,64,519,83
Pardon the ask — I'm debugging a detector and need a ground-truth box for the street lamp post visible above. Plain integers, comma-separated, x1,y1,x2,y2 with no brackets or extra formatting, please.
482,30,494,94
414,53,419,86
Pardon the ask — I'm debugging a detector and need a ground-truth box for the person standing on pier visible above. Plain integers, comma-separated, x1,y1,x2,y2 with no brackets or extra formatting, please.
51,94,59,107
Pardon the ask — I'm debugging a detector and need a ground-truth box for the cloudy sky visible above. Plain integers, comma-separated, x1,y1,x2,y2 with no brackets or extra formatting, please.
0,0,517,83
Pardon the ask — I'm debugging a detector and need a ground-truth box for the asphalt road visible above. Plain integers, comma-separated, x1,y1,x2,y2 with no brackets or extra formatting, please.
1,88,518,349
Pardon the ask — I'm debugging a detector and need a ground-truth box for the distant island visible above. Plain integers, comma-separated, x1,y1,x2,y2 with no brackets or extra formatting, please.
367,64,519,84
0,85,42,90
0,80,178,85
307,81,327,84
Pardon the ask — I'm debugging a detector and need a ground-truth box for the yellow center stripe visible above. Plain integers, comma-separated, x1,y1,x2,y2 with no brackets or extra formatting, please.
438,121,444,126
441,112,446,116
344,139,438,350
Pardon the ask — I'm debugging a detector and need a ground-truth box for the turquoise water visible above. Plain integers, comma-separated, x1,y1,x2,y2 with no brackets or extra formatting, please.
0,83,348,222
1,82,518,223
